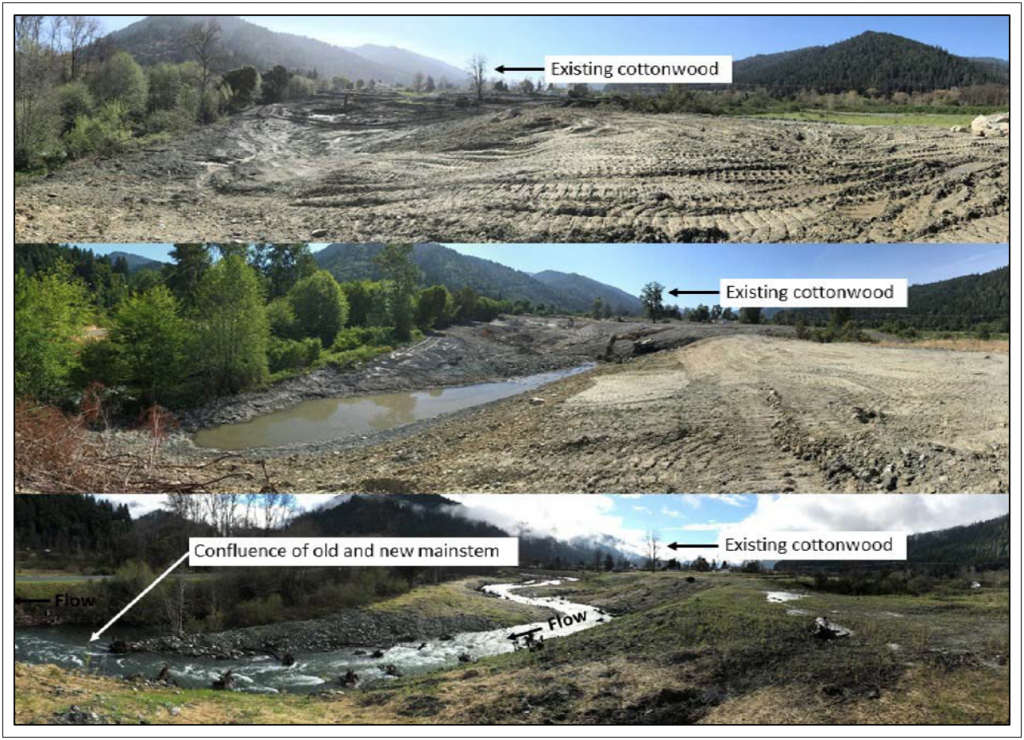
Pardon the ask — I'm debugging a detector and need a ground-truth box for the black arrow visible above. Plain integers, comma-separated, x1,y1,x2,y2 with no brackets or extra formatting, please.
667,542,719,551
14,596,51,605
507,626,543,641
495,65,544,74
668,288,719,297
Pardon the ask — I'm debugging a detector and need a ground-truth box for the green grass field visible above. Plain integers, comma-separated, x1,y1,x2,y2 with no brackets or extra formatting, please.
751,110,989,127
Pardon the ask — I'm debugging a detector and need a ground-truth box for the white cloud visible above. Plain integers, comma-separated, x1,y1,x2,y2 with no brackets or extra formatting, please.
727,494,1009,535
446,494,649,553
705,494,749,507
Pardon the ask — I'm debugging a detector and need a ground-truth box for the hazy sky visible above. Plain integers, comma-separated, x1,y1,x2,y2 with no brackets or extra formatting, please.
96,494,1008,558
95,16,1009,77
82,243,1008,310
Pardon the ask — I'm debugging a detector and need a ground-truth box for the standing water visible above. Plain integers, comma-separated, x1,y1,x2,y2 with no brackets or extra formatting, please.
193,365,594,450
14,579,608,694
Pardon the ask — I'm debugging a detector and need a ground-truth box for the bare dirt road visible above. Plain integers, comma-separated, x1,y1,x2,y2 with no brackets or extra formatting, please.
15,94,1009,243
79,324,1008,495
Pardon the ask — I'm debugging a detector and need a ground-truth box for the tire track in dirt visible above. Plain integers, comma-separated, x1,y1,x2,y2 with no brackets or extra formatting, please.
15,97,1008,243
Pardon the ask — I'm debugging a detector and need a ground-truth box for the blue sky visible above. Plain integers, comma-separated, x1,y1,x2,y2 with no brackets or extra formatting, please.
84,243,1008,309
96,16,1009,76
98,494,1008,560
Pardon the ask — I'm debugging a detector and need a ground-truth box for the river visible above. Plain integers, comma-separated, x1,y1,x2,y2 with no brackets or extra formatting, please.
193,365,595,450
14,579,607,694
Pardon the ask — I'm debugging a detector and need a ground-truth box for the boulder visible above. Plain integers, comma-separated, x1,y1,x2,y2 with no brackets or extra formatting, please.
212,669,237,691
813,616,853,640
971,115,990,135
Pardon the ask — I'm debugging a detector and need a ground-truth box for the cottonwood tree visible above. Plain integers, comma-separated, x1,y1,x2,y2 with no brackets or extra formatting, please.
64,15,100,80
183,19,222,120
645,530,661,572
641,282,665,322
466,54,487,102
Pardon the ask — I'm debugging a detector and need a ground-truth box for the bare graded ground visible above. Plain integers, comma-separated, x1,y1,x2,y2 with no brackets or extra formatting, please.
247,334,1007,494
83,324,1008,495
14,93,1009,243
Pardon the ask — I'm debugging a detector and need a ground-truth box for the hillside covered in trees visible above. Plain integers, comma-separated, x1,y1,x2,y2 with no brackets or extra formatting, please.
777,514,1010,578
314,243,642,315
15,242,638,421
770,265,1009,334
105,16,444,86
733,31,1008,94
15,15,463,174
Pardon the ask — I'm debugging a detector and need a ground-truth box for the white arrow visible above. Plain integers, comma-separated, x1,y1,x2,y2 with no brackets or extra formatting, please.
90,551,190,642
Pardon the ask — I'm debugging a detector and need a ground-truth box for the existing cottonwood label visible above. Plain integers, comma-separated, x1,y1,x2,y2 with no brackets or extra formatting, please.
189,537,519,567
720,279,908,308
546,55,732,83
722,532,907,560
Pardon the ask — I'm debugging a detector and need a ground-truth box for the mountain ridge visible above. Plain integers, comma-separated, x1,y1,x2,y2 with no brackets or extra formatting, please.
314,243,642,314
105,16,455,85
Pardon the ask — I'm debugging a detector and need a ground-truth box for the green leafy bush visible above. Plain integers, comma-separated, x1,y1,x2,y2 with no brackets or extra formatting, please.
55,82,94,134
333,326,394,351
62,101,132,158
267,336,321,373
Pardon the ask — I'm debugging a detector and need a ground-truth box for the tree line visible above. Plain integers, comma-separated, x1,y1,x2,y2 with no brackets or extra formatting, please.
14,17,375,173
14,243,571,415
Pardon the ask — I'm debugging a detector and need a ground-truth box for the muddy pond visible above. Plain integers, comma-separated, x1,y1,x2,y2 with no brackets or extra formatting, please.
14,579,608,694
192,365,594,450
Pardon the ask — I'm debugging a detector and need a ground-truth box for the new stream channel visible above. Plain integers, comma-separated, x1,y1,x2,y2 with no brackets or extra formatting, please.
192,365,594,450
15,580,605,693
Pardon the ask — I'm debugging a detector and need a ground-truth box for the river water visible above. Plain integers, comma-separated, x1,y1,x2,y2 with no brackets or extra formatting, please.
14,579,607,694
193,365,595,450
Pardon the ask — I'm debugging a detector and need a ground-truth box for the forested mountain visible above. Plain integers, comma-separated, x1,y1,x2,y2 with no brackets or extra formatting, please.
15,494,638,571
346,44,466,86
289,494,640,568
776,514,1010,574
14,495,132,553
106,16,429,84
532,270,643,315
315,243,641,314
15,243,139,309
105,251,165,272
733,31,1008,93
908,514,1009,571
773,265,1009,331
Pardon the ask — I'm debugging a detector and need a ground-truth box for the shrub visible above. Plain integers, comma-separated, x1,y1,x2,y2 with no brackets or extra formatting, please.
231,593,285,627
62,101,132,158
55,82,94,134
332,326,394,351
267,336,321,373
144,106,193,135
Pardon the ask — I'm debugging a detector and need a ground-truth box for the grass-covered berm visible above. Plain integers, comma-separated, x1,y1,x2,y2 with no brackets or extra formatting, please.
15,571,1008,725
